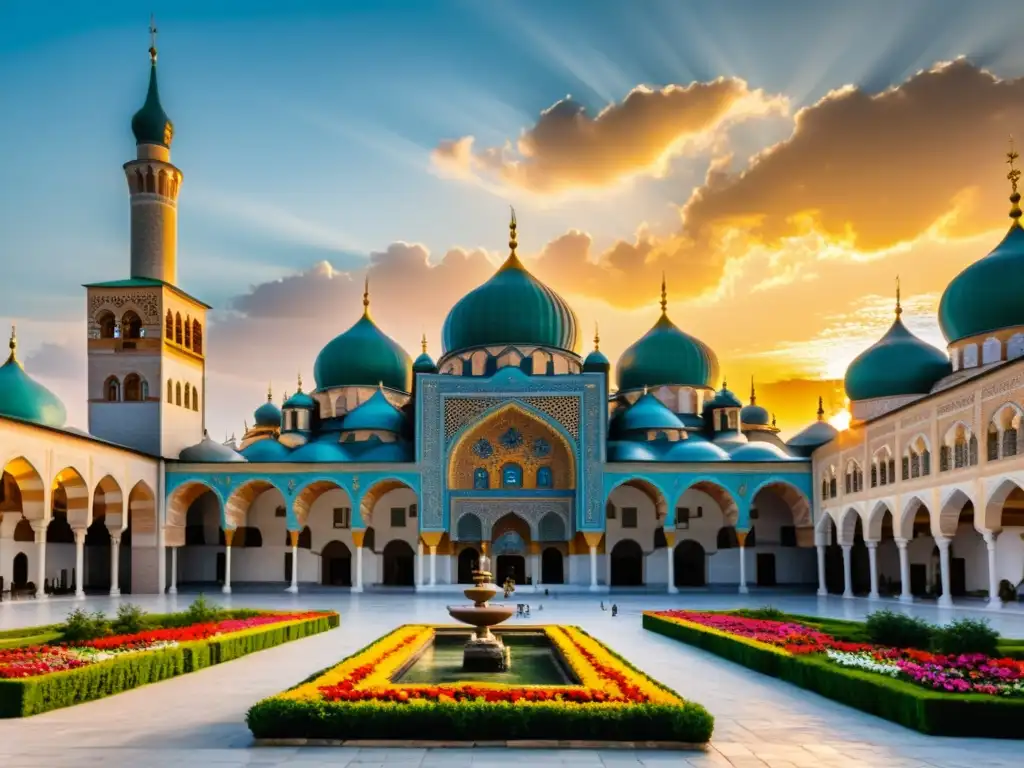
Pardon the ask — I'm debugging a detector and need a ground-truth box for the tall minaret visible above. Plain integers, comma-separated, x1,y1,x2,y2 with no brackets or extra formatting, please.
124,17,182,284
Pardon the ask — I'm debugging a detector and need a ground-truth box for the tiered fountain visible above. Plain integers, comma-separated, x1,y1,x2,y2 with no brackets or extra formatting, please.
446,554,514,672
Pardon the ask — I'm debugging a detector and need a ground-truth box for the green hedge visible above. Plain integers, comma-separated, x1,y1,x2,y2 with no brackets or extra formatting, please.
643,613,1024,738
0,613,339,718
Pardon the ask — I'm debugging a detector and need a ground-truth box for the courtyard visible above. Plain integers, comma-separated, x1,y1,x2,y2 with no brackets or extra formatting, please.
0,590,1022,767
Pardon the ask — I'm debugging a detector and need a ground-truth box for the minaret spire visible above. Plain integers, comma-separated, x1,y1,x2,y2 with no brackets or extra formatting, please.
6,325,17,365
660,272,668,315
267,382,273,403
1008,135,1022,228
816,396,825,421
148,14,158,62
594,322,601,351
749,375,756,405
499,206,524,271
362,276,371,317
421,333,428,354
296,372,303,393
895,275,902,318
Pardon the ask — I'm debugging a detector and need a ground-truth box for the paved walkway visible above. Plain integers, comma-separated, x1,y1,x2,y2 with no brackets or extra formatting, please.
0,590,1021,767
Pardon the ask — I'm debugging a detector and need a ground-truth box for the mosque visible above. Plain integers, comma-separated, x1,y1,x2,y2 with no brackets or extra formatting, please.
1,41,1023,604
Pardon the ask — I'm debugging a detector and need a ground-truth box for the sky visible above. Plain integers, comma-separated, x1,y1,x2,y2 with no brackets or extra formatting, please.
3,0,1024,441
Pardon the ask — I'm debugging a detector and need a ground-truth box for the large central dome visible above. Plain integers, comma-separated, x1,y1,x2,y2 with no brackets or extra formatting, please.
442,212,579,356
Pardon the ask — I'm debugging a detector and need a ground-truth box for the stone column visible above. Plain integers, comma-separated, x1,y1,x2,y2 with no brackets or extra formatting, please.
866,541,880,599
168,546,178,594
416,540,424,588
421,531,443,588
984,531,1000,609
429,547,437,586
936,536,953,607
73,528,86,599
31,522,47,599
665,531,678,594
896,538,912,602
286,530,299,594
841,543,853,598
737,530,749,594
816,544,827,596
222,529,233,595
110,534,122,597
582,532,603,591
530,542,542,588
351,528,365,593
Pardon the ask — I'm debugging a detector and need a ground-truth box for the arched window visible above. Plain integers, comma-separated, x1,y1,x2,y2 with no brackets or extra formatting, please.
183,383,191,410
141,379,149,400
473,468,489,489
716,527,738,549
165,310,173,340
97,311,116,339
145,166,155,193
123,374,143,402
167,379,173,403
175,381,182,406
1004,427,1019,458
192,387,199,412
988,423,1000,461
192,320,203,354
184,315,192,348
821,479,828,500
174,312,183,344
501,463,523,489
104,376,121,402
121,311,141,339
536,466,553,489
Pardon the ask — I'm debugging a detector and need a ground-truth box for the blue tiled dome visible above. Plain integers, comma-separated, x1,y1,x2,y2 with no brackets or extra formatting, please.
180,432,247,463
0,330,66,428
728,442,794,462
131,55,174,147
240,439,291,462
342,388,405,433
288,440,353,463
663,437,731,462
620,391,685,432
607,441,662,462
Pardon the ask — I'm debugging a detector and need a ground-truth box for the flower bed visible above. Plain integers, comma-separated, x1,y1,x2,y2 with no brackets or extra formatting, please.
247,624,714,745
0,608,339,717
644,610,1024,738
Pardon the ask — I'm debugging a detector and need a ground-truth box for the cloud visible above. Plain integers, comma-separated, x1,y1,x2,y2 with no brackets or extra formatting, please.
23,341,85,381
432,79,786,194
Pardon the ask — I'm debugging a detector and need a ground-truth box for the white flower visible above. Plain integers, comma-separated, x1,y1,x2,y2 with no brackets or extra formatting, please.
826,650,901,677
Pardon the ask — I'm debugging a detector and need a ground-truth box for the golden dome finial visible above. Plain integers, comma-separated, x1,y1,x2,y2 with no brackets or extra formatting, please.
723,375,728,391
148,14,158,63
282,390,289,403
771,412,777,428
895,274,902,318
7,324,17,364
421,333,428,354
660,272,668,315
1008,135,1022,227
296,372,303,393
817,395,825,421
750,375,756,405
267,382,273,402
594,322,600,351
362,275,371,316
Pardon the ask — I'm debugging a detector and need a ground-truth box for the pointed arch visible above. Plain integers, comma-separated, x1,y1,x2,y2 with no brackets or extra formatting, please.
166,480,221,533
293,479,352,528
92,475,124,529
455,512,483,541
865,499,895,541
899,494,930,540
983,475,1024,532
837,507,861,545
815,508,836,545
224,479,281,529
53,466,90,527
750,479,811,528
677,478,739,525
607,477,669,521
2,456,45,520
127,480,156,535
938,486,975,537
359,478,417,528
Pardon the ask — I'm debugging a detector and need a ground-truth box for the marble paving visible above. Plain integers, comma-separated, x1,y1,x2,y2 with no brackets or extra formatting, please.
0,589,1022,767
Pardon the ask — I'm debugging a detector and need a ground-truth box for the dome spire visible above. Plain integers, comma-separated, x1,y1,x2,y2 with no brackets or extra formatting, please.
7,325,17,365
267,382,273,402
594,322,600,351
1008,135,1021,228
749,375,756,405
895,275,902,318
362,276,371,318
421,333,428,354
771,412,777,428
499,206,524,272
816,396,825,421
296,372,303,393
660,272,668,315
148,13,158,63
131,16,173,147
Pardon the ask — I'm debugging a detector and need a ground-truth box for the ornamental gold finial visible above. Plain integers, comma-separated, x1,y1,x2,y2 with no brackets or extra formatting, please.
421,333,428,354
750,375,756,405
771,412,777,428
7,325,16,364
817,395,825,420
660,272,667,315
594,322,600,351
362,276,370,316
895,275,902,318
1008,135,1022,226
723,376,728,391
148,14,158,63
296,372,303,393
509,206,518,253
267,382,273,402
378,380,384,392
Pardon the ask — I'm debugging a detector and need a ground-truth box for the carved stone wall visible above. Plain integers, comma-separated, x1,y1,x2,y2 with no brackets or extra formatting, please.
450,498,572,540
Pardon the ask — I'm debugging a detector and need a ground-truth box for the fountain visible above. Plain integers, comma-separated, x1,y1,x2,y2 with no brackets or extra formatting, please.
446,554,515,672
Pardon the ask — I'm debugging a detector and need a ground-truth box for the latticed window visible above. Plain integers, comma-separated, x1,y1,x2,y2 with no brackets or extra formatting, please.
988,428,999,461
1003,428,1018,458
910,452,920,478
174,313,183,344
888,458,895,483
184,316,192,348
969,435,979,466
845,474,852,494
922,450,931,475
902,455,910,480
192,320,203,354
940,446,950,472
829,478,837,498
165,310,173,339
821,480,829,500
870,466,878,488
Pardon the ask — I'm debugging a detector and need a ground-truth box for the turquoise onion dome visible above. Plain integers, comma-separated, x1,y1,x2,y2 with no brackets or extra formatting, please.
0,327,67,428
740,377,771,426
787,397,839,450
254,386,282,427
131,41,174,148
180,431,247,462
413,335,437,374
607,441,661,461
288,439,352,463
728,442,794,462
616,277,720,392
353,440,412,462
240,439,291,462
938,175,1024,343
704,380,743,411
342,386,406,433
283,375,316,410
620,389,685,432
583,325,610,372
442,211,579,355
663,437,731,462
313,280,413,392
845,287,950,401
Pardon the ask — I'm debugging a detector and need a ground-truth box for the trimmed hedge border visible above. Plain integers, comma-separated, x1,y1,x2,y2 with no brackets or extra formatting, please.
643,612,1024,738
0,613,339,718
246,623,714,745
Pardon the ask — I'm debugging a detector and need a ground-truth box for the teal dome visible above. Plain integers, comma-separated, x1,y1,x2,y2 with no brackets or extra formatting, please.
180,433,247,463
342,388,405,433
620,392,685,432
314,290,412,392
254,391,282,428
413,336,437,374
240,439,291,462
289,440,352,463
616,285,719,392
0,333,67,428
583,349,609,371
939,224,1024,343
663,437,730,462
787,398,839,450
844,309,949,401
352,440,412,462
704,384,743,411
131,57,174,147
283,387,316,410
607,441,661,461
741,380,770,426
729,443,794,462
442,215,578,356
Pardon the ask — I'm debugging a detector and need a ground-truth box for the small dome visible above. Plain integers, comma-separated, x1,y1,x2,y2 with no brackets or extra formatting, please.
939,222,1024,343
620,391,685,432
131,56,174,147
728,442,794,462
254,388,282,428
704,382,743,410
283,378,316,410
741,378,771,426
413,335,437,374
342,387,406,433
314,283,412,392
240,439,291,462
180,432,247,463
442,212,579,356
607,441,661,462
0,330,67,428
787,398,839,449
288,440,353,463
583,327,610,372
845,297,949,401
663,437,731,462
616,279,719,392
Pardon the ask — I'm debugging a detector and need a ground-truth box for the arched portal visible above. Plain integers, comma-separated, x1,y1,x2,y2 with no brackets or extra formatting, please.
541,546,564,584
679,480,739,525
458,547,478,584
382,539,415,586
610,539,644,587
2,456,45,521
674,540,706,587
53,467,89,528
12,552,28,586
167,481,221,586
321,540,352,586
359,478,417,528
492,520,528,583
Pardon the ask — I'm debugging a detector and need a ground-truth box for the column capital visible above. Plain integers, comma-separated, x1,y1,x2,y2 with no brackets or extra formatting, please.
72,527,87,544
894,537,909,548
934,535,951,550
28,519,48,534
581,531,603,549
983,530,998,546
840,542,852,551
223,527,235,547
864,539,879,550
350,528,366,548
